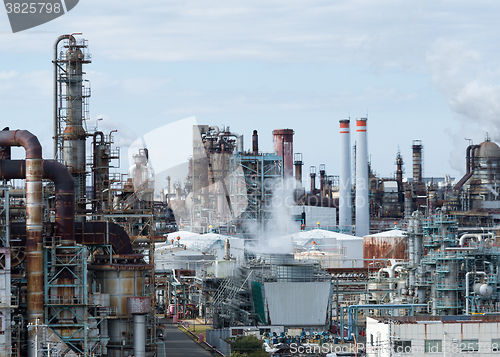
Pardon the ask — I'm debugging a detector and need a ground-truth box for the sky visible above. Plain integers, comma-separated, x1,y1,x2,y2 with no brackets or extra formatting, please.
2,0,500,190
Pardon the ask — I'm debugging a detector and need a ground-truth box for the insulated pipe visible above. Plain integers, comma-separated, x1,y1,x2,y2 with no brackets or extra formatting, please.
459,233,493,246
0,130,42,357
133,314,146,357
466,271,486,314
339,120,352,234
355,118,369,237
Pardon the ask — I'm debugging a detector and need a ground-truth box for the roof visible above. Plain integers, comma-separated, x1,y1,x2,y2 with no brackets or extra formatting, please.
365,229,406,238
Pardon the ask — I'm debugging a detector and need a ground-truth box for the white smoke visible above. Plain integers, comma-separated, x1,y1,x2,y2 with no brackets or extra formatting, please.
245,177,301,254
427,38,500,173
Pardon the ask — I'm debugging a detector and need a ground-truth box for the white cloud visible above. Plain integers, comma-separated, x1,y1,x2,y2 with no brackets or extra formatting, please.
427,38,500,173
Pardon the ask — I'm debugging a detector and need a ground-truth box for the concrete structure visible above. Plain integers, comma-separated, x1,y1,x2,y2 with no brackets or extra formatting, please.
366,315,500,357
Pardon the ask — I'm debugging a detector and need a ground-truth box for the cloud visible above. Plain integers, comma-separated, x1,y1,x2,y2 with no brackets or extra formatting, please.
427,38,500,173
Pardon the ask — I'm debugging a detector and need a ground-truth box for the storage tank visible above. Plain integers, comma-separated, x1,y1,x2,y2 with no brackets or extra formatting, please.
469,139,500,207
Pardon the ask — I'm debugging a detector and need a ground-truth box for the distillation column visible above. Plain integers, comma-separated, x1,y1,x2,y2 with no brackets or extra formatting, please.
56,35,91,218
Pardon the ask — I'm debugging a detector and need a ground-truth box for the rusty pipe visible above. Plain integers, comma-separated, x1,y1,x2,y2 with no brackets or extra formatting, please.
0,130,43,334
466,145,473,174
1,159,75,244
43,160,75,244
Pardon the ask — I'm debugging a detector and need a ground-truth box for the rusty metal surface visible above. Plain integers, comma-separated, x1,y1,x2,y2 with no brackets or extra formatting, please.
74,221,133,254
43,160,75,243
363,236,407,267
273,129,294,178
127,296,152,314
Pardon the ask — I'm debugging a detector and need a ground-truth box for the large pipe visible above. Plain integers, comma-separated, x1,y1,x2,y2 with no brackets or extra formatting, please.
0,130,43,357
355,118,369,237
339,120,352,234
454,144,481,190
1,160,75,244
43,160,75,244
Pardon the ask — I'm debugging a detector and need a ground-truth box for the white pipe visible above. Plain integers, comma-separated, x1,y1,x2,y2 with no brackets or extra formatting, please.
133,314,146,357
459,233,493,246
339,120,352,234
465,271,486,314
355,118,369,237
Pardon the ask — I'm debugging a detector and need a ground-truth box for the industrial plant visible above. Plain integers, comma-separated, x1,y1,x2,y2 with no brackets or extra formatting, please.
2,34,500,357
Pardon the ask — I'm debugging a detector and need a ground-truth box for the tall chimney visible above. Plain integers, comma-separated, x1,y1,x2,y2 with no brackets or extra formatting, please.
319,164,326,196
355,118,369,237
294,153,303,185
310,166,316,195
273,129,294,179
339,119,352,234
412,140,422,183
252,130,259,155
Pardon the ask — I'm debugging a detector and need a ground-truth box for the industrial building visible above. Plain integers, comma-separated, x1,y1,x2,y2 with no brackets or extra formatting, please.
5,33,500,357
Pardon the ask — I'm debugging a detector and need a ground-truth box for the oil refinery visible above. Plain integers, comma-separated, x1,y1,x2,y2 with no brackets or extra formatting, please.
3,34,500,357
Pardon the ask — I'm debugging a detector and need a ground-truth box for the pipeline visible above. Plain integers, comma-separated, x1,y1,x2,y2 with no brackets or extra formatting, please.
0,159,75,244
0,130,43,355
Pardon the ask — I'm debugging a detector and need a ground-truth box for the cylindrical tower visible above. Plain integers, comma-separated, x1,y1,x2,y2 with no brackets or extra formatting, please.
355,118,369,237
469,140,500,206
412,140,423,184
339,119,352,234
319,164,326,196
310,166,316,196
59,37,91,217
252,130,259,155
294,153,303,185
273,129,294,179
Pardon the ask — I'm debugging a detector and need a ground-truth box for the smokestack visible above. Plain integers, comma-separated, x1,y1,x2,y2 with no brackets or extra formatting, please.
355,118,369,237
310,166,316,195
224,238,231,260
273,129,294,179
252,130,259,155
319,164,326,196
412,140,422,183
339,119,352,234
294,153,303,185
396,151,404,184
